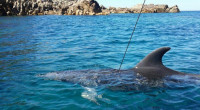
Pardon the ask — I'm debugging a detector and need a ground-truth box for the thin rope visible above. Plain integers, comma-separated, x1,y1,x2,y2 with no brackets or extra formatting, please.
118,0,146,71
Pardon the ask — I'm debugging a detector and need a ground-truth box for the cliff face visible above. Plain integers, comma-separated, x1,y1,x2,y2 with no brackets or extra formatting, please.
0,1,180,16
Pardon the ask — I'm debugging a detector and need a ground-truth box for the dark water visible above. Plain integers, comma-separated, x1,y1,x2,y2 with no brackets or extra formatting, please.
0,11,200,109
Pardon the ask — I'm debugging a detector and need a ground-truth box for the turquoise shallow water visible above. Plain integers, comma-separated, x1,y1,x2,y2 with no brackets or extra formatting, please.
0,11,200,109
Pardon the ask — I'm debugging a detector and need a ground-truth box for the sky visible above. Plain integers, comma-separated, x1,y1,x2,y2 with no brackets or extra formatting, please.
96,0,200,11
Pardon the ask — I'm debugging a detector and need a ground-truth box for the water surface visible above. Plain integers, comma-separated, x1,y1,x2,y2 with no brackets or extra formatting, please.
0,11,200,109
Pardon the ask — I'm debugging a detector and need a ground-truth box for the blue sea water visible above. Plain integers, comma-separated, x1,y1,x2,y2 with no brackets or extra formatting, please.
0,11,200,109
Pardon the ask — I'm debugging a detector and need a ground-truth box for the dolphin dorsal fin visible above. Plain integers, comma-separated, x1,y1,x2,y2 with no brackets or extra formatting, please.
135,47,171,68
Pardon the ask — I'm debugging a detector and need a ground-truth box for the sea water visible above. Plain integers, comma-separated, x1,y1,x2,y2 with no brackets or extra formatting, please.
0,11,200,109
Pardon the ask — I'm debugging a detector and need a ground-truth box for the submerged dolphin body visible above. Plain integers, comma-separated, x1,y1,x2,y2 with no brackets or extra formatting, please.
43,47,200,90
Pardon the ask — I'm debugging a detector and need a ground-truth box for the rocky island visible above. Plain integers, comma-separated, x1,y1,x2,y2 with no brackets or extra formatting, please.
0,0,180,16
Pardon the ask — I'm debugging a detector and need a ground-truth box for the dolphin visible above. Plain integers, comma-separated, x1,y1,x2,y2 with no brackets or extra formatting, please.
42,47,200,90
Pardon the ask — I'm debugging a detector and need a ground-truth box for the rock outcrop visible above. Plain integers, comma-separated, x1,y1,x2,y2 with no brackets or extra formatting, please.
0,1,180,16
165,5,180,13
0,0,54,16
0,0,106,16
101,4,180,14
131,4,180,13
107,7,133,14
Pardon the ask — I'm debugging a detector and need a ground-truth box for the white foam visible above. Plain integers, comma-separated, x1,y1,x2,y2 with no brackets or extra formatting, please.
81,87,99,104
